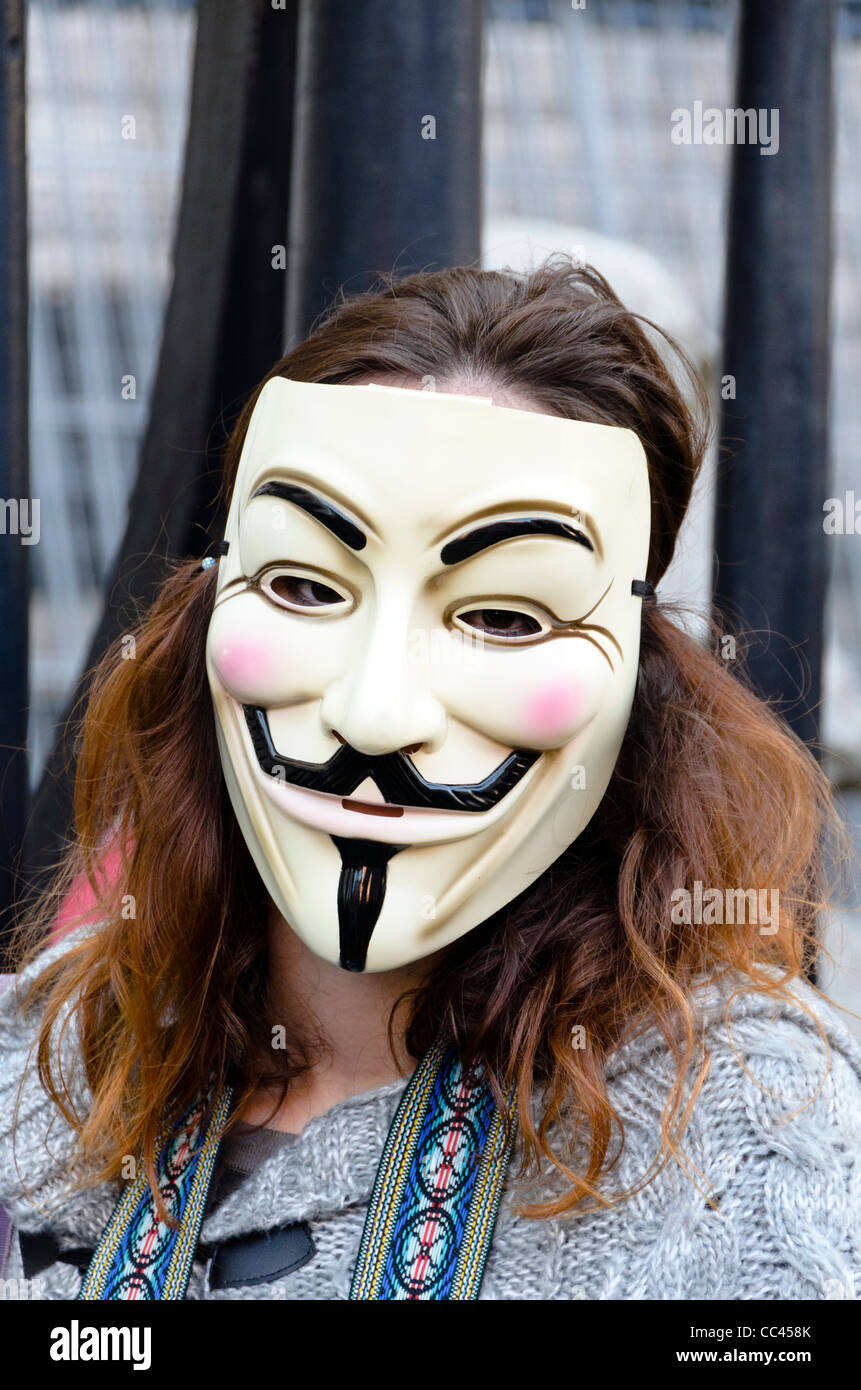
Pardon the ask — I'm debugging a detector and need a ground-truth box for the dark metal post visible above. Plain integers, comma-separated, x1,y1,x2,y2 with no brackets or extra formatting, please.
0,0,29,965
714,0,834,752
25,0,296,880
287,0,483,344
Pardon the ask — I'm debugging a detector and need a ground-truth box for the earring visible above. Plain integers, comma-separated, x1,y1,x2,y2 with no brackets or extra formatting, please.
195,539,229,575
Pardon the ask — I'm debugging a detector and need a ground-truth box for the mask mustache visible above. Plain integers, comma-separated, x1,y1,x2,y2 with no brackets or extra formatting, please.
243,705,540,813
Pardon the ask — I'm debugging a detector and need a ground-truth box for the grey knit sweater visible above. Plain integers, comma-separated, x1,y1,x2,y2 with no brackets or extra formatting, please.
2,933,860,1301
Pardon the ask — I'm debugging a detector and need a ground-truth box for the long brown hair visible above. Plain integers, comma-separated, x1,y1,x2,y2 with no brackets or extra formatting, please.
13,257,846,1219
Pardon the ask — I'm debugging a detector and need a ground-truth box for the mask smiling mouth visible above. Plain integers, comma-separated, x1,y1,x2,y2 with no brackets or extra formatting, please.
242,705,540,815
341,797,405,817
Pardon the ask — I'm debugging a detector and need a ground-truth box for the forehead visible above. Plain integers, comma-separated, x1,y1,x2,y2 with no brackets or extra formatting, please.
232,376,649,541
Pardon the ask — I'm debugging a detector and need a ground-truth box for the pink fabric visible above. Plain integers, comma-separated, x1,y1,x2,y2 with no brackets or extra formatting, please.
53,844,125,940
0,848,126,1279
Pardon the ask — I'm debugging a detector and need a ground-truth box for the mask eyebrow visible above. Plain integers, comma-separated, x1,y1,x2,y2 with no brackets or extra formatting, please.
249,481,367,552
440,517,595,566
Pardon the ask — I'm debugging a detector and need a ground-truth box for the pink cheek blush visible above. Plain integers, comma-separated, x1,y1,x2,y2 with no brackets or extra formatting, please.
521,684,584,743
211,635,276,699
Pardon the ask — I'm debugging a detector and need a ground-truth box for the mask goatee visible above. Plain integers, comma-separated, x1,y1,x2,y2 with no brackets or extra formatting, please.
331,837,408,971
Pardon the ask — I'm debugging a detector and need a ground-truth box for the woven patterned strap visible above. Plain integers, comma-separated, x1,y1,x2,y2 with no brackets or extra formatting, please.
79,1042,516,1301
350,1040,517,1300
78,1084,232,1301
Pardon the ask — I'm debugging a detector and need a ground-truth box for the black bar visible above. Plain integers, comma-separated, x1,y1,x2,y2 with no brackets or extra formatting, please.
714,0,834,753
287,0,483,344
0,0,29,967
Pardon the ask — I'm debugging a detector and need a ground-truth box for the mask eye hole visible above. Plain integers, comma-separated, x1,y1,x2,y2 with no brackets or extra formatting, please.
259,569,353,614
452,606,548,642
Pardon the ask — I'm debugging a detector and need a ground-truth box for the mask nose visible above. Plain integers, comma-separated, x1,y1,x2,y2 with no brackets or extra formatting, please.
319,591,447,757
331,731,423,757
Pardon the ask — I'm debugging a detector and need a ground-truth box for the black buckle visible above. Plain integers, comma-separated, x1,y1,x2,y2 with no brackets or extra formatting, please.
19,1230,94,1278
205,1220,316,1291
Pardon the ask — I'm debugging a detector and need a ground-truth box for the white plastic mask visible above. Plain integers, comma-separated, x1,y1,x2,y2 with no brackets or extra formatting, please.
206,377,651,972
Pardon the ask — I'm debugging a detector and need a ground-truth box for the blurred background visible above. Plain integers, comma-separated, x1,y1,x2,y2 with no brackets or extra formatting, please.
3,0,860,1028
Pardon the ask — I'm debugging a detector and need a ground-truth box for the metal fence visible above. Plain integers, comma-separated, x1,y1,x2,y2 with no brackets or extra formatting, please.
27,0,195,775
23,0,861,1029
27,0,861,783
